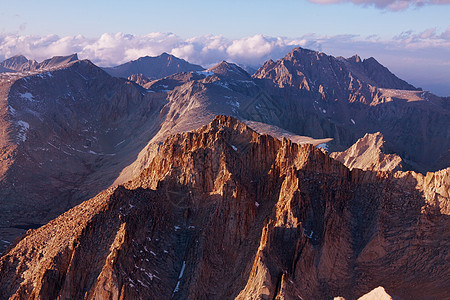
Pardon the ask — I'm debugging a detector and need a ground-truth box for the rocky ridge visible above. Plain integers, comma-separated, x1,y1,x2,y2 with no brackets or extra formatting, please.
0,54,79,73
0,116,448,299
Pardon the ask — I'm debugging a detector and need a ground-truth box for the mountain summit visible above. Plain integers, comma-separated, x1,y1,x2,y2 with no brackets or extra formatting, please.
103,53,205,79
254,47,418,95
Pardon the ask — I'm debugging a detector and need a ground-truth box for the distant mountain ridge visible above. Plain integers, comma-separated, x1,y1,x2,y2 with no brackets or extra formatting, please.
103,52,205,79
0,54,79,72
0,55,37,72
254,47,419,97
251,47,448,172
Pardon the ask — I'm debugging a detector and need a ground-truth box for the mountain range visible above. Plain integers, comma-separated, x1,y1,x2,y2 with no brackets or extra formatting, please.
0,48,448,299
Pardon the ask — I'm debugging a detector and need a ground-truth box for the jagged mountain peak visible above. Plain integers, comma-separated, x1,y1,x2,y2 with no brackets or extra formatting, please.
2,54,29,65
347,54,362,63
36,53,79,70
0,55,36,72
330,132,404,172
207,61,251,80
254,46,417,91
290,46,318,55
0,53,79,74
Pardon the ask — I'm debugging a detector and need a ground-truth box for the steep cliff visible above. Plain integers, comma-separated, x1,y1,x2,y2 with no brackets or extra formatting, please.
1,116,448,299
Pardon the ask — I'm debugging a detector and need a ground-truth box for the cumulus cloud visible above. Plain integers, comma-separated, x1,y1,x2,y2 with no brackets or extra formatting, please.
308,0,450,10
0,33,308,68
0,31,449,95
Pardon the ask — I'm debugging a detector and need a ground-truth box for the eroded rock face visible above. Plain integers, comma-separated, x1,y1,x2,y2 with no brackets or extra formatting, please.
0,116,448,299
330,132,404,172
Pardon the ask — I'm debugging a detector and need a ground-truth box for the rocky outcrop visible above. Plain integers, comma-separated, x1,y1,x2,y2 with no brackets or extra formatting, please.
1,116,448,299
103,53,204,79
127,73,152,86
330,132,403,172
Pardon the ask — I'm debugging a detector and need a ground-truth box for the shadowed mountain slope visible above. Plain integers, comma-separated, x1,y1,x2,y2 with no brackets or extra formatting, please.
0,57,166,251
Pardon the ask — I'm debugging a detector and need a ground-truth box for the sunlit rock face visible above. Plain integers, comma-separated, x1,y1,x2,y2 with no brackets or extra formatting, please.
1,116,448,299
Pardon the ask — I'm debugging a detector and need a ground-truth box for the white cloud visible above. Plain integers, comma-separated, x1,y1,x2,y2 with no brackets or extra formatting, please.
0,31,449,96
308,0,450,10
226,35,306,65
0,33,307,68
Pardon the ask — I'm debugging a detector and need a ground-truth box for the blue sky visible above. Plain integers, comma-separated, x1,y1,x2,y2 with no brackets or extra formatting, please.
1,0,448,38
1,0,449,95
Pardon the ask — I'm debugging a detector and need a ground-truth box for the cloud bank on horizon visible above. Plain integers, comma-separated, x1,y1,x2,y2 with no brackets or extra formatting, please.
308,0,450,10
0,31,449,96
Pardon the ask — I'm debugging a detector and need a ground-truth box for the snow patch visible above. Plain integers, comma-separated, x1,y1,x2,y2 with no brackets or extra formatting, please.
137,279,149,288
115,139,126,147
214,81,232,90
304,229,314,239
227,99,240,108
195,70,214,77
8,105,17,115
172,261,186,295
16,120,30,142
317,143,328,151
144,270,159,281
20,92,35,102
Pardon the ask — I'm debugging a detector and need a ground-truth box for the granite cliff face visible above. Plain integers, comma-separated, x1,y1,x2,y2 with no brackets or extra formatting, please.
1,116,448,299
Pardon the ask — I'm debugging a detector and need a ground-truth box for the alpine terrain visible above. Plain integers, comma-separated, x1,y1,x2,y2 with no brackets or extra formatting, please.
0,46,449,299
